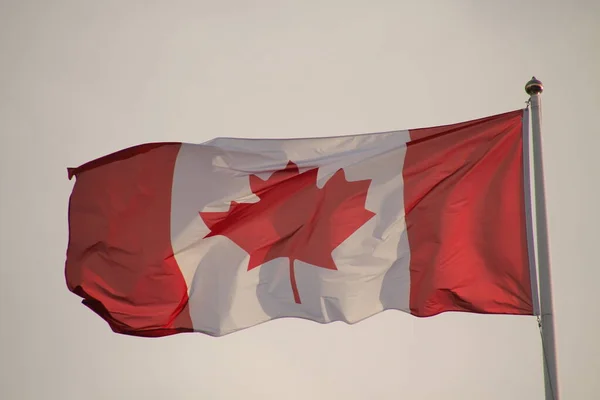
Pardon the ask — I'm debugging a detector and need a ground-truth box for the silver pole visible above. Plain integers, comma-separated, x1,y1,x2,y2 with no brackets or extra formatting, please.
525,77,559,400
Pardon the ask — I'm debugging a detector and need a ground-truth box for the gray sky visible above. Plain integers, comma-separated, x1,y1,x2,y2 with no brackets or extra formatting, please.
1,1,599,399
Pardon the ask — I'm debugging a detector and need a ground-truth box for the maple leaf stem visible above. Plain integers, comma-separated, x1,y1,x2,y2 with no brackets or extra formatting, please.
289,259,301,304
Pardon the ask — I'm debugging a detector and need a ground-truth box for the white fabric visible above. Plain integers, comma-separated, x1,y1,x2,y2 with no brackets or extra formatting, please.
170,130,411,336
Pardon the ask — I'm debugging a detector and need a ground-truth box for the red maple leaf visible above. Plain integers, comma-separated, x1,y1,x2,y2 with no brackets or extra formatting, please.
199,161,375,304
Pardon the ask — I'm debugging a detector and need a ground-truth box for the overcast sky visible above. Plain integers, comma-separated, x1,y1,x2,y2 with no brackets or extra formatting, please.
1,1,599,399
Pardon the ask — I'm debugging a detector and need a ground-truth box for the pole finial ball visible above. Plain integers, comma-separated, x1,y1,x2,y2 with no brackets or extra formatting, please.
525,76,543,95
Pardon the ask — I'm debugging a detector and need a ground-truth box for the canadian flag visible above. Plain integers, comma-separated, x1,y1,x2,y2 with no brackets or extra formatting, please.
66,109,535,337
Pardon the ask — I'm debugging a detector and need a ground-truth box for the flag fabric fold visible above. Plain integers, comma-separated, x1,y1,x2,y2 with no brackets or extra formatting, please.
65,109,534,337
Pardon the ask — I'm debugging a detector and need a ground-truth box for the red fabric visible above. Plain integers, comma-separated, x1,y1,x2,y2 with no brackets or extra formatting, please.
66,143,193,337
64,110,534,337
404,110,533,317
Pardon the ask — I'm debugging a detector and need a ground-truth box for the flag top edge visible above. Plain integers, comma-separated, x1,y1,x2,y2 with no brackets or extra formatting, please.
66,109,525,179
67,142,181,179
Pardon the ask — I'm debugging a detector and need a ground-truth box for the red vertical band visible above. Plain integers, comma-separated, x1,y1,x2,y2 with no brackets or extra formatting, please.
66,143,193,337
404,110,533,317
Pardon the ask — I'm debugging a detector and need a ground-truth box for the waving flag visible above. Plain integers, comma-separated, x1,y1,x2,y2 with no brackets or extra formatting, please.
65,109,535,337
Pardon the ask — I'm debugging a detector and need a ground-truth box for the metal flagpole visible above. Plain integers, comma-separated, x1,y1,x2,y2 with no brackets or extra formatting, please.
525,77,559,400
